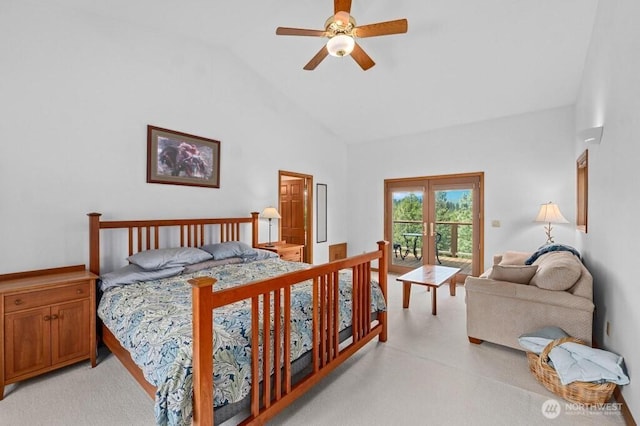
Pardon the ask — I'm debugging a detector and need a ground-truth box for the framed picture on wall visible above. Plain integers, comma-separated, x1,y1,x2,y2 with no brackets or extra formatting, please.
147,125,220,188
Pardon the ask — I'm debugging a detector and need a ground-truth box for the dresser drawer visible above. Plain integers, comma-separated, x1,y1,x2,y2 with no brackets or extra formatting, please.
280,247,302,262
4,281,90,313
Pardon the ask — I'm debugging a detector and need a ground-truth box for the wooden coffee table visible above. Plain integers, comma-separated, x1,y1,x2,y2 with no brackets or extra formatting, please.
396,265,461,315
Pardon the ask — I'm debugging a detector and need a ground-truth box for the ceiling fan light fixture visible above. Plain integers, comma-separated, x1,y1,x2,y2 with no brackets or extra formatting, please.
326,34,355,57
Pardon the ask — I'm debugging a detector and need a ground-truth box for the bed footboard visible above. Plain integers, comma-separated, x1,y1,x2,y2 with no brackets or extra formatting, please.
88,212,388,425
190,241,389,426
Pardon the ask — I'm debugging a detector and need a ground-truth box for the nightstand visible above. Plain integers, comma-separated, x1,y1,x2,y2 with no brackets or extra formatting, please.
0,265,97,400
257,242,304,262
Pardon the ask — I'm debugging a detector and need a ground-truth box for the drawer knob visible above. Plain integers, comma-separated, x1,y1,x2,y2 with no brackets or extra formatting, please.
51,314,59,320
14,299,23,306
76,289,83,294
44,315,51,321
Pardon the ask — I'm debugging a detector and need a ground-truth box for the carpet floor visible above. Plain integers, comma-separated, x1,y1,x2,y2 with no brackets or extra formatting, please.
0,274,626,425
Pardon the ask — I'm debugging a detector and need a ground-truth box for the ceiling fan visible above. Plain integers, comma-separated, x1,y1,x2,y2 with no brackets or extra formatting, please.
276,0,408,71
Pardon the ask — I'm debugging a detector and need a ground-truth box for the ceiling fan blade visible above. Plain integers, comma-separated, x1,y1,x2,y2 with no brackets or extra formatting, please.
354,19,408,38
276,27,327,37
351,43,375,70
303,46,329,70
334,0,352,14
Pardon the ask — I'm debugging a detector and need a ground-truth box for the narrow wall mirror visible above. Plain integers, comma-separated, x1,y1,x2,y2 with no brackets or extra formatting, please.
316,183,327,243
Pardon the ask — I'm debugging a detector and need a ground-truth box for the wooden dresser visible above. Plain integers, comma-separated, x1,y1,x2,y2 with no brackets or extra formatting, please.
0,265,97,400
257,242,304,262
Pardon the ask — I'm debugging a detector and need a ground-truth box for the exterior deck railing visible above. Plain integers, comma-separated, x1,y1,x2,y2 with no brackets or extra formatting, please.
392,220,472,258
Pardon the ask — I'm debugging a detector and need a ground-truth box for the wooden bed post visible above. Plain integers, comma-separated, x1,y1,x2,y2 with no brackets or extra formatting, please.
377,240,389,342
88,212,102,275
250,211,259,247
189,276,216,426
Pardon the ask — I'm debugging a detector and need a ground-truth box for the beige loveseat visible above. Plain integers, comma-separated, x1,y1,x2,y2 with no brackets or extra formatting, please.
465,250,594,351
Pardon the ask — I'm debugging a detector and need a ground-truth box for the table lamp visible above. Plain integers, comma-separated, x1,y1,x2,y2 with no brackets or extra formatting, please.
261,207,281,247
534,202,568,244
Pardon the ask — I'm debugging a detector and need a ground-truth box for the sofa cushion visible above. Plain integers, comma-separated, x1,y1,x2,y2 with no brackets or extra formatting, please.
499,251,531,265
488,264,538,284
530,252,582,291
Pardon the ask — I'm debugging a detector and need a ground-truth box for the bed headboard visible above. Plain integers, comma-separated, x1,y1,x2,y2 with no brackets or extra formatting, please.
87,212,259,275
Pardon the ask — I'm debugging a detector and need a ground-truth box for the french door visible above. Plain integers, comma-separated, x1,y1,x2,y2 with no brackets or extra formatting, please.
384,173,483,280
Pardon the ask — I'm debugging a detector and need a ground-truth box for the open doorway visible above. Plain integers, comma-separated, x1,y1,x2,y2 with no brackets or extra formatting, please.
278,170,313,263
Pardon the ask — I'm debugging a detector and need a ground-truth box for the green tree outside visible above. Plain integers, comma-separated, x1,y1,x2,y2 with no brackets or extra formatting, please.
392,190,473,259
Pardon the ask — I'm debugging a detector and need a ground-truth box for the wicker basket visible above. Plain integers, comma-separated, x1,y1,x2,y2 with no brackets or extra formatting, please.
526,337,616,405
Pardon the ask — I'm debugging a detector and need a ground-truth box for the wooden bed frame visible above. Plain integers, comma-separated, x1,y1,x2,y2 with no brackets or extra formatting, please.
88,212,388,426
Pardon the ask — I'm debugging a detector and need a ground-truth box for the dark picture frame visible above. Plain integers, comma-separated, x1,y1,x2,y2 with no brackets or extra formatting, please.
147,125,220,188
316,183,327,243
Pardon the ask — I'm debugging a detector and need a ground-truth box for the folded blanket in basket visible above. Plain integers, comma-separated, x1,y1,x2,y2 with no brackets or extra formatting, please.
519,327,630,386
549,342,630,386
518,326,569,354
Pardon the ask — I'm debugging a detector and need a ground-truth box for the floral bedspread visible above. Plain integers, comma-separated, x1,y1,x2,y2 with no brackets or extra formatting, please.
97,258,386,426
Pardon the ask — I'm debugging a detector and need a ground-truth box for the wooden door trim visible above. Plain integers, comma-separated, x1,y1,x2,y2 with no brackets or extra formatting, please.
278,170,313,263
384,172,484,277
385,171,484,185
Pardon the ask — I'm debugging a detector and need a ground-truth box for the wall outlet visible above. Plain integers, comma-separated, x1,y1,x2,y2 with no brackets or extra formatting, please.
491,220,501,228
606,321,611,336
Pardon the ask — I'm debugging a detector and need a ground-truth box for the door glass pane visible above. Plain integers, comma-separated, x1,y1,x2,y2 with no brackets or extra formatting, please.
434,189,473,275
391,190,423,268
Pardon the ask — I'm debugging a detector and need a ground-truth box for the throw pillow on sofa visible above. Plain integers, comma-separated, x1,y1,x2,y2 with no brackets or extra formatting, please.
530,252,582,291
488,264,538,284
498,251,531,265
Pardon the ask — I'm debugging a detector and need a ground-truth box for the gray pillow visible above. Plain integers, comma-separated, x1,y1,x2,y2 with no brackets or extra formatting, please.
200,241,254,260
242,248,280,262
127,247,212,270
100,264,184,291
182,257,243,274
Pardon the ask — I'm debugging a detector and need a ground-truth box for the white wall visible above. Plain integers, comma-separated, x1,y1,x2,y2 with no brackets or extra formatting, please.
347,106,578,269
575,0,640,417
0,1,346,273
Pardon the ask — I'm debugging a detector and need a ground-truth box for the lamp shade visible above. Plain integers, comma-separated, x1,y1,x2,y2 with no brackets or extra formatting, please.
327,34,355,57
534,202,569,224
261,207,281,219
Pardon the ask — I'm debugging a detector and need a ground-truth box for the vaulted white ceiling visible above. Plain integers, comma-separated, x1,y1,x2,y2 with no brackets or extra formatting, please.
52,0,599,144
